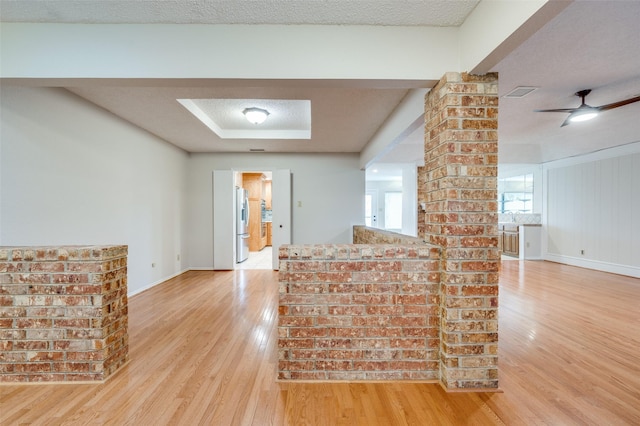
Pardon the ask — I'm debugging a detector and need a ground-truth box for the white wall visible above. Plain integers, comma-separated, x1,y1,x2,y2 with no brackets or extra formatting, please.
187,153,364,269
543,142,640,277
0,86,190,295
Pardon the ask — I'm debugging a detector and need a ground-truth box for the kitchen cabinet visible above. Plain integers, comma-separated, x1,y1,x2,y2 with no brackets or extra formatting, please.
266,222,272,246
243,173,265,200
500,225,519,257
261,226,267,250
243,173,267,252
248,200,264,252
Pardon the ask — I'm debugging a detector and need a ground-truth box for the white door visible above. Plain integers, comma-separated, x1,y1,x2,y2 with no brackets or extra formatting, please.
213,170,235,270
271,169,292,270
365,189,378,227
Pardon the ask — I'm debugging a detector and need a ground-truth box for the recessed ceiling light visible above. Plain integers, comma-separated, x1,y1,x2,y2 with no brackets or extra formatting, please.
503,86,538,98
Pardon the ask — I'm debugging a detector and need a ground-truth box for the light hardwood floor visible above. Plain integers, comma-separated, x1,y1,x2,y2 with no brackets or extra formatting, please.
1,261,639,425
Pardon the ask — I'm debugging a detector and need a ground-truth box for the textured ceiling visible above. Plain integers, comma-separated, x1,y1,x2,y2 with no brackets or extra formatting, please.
0,0,480,25
493,1,640,163
1,0,470,156
67,85,409,153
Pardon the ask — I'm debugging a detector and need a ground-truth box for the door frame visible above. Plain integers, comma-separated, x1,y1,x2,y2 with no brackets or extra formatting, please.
212,168,291,270
271,169,292,269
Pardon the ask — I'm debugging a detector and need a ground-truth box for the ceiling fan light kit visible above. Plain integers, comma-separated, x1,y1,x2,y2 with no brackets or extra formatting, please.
535,88,640,127
568,109,598,123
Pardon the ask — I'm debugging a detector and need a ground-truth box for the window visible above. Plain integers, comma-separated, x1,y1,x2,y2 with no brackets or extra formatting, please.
498,174,533,213
384,192,402,230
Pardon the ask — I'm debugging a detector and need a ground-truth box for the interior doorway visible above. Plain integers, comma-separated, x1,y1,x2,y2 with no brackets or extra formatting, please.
235,170,273,270
212,168,291,271
236,246,273,270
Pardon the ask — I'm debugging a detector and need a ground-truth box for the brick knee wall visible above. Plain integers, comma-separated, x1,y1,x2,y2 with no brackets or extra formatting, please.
278,244,441,380
0,246,128,383
278,71,499,391
353,226,426,245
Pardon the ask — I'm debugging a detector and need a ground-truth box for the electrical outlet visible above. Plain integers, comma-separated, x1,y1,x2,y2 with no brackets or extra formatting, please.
297,201,302,207
526,242,530,248
580,250,585,255
177,254,180,261
152,263,156,268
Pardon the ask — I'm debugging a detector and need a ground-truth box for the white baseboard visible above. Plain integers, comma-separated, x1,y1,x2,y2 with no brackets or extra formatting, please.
545,253,640,279
128,268,190,297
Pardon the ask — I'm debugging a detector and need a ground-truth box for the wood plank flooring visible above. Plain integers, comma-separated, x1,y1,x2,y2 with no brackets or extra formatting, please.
1,261,639,425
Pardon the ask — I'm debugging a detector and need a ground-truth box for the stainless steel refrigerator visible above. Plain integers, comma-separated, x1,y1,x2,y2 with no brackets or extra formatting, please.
236,187,250,263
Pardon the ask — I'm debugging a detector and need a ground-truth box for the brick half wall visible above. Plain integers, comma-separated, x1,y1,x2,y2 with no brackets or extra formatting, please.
0,245,128,383
353,225,426,245
278,243,441,381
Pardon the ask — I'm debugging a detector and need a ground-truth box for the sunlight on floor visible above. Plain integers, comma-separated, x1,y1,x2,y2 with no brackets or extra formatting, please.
236,246,272,270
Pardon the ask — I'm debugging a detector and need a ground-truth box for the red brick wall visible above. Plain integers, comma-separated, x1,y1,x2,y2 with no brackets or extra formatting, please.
0,245,128,382
353,225,425,245
278,244,441,380
422,72,499,390
278,72,499,391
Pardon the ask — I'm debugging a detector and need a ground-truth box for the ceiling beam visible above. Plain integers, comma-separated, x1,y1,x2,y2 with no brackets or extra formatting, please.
359,88,428,169
459,0,572,74
363,1,570,168
0,24,458,82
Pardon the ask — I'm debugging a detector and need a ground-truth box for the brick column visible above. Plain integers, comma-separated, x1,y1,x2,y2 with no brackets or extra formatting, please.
0,245,128,382
421,72,499,390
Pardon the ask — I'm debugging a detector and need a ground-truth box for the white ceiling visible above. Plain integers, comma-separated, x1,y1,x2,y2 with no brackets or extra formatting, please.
494,1,640,164
177,98,312,140
0,0,480,26
1,0,639,174
374,1,640,172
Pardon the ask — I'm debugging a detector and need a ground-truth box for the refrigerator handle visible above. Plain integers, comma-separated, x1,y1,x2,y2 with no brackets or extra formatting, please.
245,196,250,227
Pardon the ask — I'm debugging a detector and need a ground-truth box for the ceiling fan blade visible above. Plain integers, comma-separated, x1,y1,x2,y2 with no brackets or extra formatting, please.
534,108,577,113
537,90,639,128
596,95,640,111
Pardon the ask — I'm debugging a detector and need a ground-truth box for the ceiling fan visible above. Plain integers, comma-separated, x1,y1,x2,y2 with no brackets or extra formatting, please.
535,89,640,127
